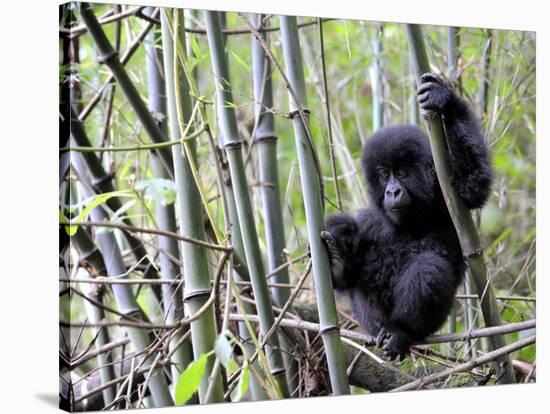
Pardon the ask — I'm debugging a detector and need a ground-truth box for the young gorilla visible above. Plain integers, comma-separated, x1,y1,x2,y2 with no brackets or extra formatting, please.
322,73,493,360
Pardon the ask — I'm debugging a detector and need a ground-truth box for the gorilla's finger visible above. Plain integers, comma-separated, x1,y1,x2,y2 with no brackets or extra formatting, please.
320,230,334,242
418,92,430,104
383,350,397,361
420,72,439,83
417,82,434,95
376,328,388,348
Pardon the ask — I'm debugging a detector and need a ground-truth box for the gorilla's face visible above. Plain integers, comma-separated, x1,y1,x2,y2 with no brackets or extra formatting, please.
376,166,412,223
361,124,439,226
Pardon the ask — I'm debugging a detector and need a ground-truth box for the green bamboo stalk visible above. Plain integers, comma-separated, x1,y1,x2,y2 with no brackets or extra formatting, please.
196,12,269,401
447,26,460,85
144,7,194,387
478,29,493,117
279,15,350,395
160,9,224,403
72,154,174,407
60,167,116,405
406,24,515,384
203,10,290,398
370,24,384,131
82,274,117,406
251,13,300,396
446,26,459,341
77,2,174,178
408,52,420,125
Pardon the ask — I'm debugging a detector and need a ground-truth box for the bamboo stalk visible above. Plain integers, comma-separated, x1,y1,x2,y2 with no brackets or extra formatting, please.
408,52,420,125
77,3,174,178
160,8,224,403
279,15,350,395
198,13,269,401
446,26,459,342
478,29,493,118
82,274,117,405
251,14,300,396
405,24,515,384
447,26,460,85
72,155,174,407
370,24,384,131
144,6,194,387
203,10,290,398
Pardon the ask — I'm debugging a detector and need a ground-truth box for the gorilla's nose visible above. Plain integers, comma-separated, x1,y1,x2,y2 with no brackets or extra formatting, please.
386,186,402,201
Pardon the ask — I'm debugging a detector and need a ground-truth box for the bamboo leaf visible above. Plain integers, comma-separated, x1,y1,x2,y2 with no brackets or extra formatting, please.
136,178,177,206
175,353,208,405
234,361,250,402
231,51,250,71
66,190,133,236
214,332,233,367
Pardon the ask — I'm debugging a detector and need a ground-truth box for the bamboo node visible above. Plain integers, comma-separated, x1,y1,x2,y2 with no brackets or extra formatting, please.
463,247,483,259
97,50,119,65
421,109,437,120
224,141,243,151
183,288,212,302
288,108,311,119
92,173,115,189
255,133,278,143
319,325,340,335
271,368,287,378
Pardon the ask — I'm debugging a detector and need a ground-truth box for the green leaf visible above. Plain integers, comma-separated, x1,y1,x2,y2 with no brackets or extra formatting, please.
175,353,208,405
231,51,250,71
65,190,133,236
215,332,234,368
215,331,241,375
136,178,177,206
234,361,249,402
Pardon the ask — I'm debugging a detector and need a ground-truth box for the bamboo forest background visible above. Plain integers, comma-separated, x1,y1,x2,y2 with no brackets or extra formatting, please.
59,2,536,411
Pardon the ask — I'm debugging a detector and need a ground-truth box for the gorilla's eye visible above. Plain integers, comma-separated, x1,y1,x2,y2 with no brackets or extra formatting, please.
396,168,408,178
378,169,389,181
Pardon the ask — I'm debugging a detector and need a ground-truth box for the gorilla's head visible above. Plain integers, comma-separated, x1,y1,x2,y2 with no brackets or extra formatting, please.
361,124,440,225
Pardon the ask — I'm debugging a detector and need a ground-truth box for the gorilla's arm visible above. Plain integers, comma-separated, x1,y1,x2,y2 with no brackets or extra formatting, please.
321,213,360,290
417,73,493,209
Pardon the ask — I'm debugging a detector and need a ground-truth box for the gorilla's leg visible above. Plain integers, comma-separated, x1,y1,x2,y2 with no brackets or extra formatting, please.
380,252,458,360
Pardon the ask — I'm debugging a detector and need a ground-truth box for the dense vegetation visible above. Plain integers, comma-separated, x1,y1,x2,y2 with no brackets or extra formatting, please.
59,2,535,411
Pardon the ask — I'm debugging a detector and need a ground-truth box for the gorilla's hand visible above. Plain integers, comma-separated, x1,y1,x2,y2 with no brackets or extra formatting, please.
321,230,345,283
417,73,452,116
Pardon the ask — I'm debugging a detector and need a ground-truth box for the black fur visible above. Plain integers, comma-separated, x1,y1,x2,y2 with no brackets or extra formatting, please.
323,73,493,360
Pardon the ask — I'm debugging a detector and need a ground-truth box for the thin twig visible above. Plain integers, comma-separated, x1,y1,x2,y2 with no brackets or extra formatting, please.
61,124,207,152
71,221,232,252
318,18,342,211
65,6,148,38
184,18,337,36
